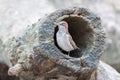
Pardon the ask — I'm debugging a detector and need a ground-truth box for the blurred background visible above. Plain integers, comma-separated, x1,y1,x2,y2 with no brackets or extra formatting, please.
0,0,120,73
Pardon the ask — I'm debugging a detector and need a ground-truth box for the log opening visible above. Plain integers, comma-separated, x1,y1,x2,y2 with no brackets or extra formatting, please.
54,16,94,58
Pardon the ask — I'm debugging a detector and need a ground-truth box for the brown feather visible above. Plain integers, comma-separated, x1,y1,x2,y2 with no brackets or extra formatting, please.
68,34,77,49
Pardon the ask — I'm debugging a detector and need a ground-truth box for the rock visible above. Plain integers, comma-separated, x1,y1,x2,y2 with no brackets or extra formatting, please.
97,61,120,80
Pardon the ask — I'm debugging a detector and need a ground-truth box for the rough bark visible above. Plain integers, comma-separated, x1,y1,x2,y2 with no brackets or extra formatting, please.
35,7,105,80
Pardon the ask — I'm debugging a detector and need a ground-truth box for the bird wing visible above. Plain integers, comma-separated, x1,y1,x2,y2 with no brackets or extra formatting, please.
68,34,77,49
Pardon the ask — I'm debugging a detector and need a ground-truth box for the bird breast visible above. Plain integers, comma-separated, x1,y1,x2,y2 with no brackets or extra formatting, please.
56,32,74,51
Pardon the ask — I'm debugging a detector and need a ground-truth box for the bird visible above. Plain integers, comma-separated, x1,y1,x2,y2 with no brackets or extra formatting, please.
56,21,80,56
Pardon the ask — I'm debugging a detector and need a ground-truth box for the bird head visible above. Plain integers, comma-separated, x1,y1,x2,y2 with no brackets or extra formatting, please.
58,21,68,29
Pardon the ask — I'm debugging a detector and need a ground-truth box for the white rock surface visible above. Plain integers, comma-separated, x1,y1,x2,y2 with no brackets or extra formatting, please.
0,0,55,42
98,61,120,80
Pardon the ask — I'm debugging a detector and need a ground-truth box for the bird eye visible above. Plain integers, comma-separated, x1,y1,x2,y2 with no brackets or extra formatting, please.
59,24,63,26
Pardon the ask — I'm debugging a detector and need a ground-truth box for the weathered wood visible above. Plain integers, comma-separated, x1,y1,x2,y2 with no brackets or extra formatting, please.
2,7,106,80
33,7,105,80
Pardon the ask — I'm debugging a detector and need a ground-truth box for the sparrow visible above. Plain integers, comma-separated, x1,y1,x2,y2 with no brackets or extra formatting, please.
56,21,80,56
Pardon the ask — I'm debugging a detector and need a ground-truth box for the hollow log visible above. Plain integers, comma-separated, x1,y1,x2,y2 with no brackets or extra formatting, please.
4,7,107,80
34,7,105,80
